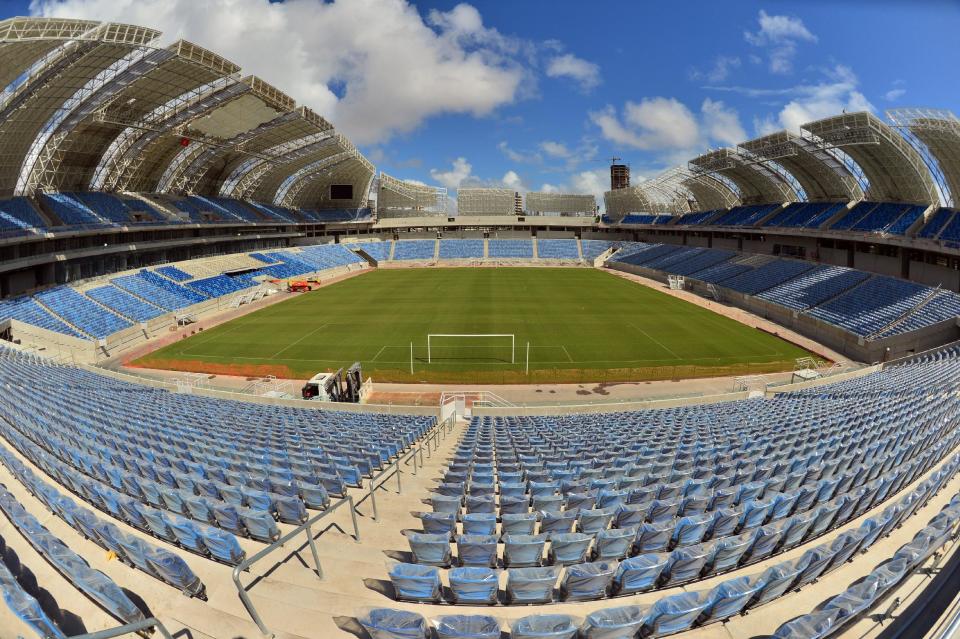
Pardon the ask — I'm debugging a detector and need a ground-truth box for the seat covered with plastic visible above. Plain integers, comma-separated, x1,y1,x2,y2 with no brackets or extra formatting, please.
502,512,537,535
822,575,881,621
561,560,616,601
594,527,635,560
540,510,577,535
581,604,648,639
276,495,308,524
146,548,204,597
504,534,547,567
457,534,498,567
507,567,558,604
449,567,499,604
419,512,456,537
358,608,430,639
511,614,579,639
239,508,280,542
645,591,710,636
636,521,673,553
578,507,616,534
462,513,497,536
661,545,709,585
406,532,452,566
672,514,712,547
549,532,593,565
434,614,501,639
200,525,245,564
701,575,765,621
772,609,842,639
755,560,803,605
389,563,442,602
613,554,667,594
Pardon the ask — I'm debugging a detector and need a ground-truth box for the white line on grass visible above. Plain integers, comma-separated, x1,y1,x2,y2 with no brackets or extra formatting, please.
371,344,388,361
561,345,575,363
626,321,682,360
271,323,329,358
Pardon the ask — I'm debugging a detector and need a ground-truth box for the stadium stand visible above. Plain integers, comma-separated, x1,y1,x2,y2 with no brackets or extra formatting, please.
536,239,579,259
350,241,393,261
488,239,534,259
0,296,84,338
393,240,437,261
0,197,47,232
918,207,954,239
33,287,132,339
709,204,779,227
439,239,484,260
580,240,617,261
155,265,194,282
757,266,871,311
85,286,166,323
762,202,848,229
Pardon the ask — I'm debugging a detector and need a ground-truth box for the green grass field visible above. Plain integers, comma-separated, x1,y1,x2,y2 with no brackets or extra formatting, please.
132,268,816,383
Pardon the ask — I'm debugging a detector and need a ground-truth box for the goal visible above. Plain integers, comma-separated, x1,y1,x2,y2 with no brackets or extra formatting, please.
427,334,515,363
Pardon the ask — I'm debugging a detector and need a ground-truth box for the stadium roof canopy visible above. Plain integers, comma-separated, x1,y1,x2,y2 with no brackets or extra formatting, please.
0,17,374,210
887,108,960,208
377,172,447,217
739,130,865,202
801,111,939,205
688,147,799,205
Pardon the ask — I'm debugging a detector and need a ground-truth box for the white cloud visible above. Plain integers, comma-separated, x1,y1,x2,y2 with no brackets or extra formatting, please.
590,97,747,152
540,141,571,158
570,169,607,205
776,65,873,133
497,141,541,164
884,88,906,102
539,183,561,193
31,0,526,145
546,53,601,91
690,56,741,83
744,10,817,75
700,98,746,146
430,157,474,188
501,170,524,190
590,98,700,151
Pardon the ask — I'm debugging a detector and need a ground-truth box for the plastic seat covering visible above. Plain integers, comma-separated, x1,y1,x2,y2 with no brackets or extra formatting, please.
358,608,430,639
773,609,842,639
434,614,500,639
389,563,441,602
561,560,616,600
702,575,765,620
462,513,497,536
448,567,499,604
549,532,593,565
511,614,579,639
646,591,710,636
504,534,547,567
146,547,203,595
507,567,558,603
614,554,667,594
581,604,648,639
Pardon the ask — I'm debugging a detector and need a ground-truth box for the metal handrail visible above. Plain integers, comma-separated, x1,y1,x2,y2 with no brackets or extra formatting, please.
69,617,174,639
232,495,360,637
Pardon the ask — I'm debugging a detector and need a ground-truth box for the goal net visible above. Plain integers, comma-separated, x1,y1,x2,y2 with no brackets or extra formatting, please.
427,334,515,363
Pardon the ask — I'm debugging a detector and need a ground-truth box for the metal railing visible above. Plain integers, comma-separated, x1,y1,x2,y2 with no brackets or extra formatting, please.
232,495,360,638
70,617,174,639
354,415,453,520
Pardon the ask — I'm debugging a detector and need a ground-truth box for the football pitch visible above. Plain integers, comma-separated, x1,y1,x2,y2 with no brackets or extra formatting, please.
132,268,816,383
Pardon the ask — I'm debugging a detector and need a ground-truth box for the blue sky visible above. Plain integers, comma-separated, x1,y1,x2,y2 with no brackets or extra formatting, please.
12,0,960,206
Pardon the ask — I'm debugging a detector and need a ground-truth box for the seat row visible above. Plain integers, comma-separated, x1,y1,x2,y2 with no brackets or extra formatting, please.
774,489,960,638
365,454,958,636
0,444,220,585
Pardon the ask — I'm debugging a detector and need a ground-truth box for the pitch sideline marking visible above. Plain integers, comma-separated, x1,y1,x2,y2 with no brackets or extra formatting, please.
626,321,682,360
271,323,329,358
561,345,575,363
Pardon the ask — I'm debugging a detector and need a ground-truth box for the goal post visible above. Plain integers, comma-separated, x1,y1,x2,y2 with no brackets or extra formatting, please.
427,334,515,363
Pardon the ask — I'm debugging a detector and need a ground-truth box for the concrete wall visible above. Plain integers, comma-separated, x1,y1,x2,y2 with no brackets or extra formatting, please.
713,238,739,251
819,246,850,267
854,252,900,278
909,260,960,291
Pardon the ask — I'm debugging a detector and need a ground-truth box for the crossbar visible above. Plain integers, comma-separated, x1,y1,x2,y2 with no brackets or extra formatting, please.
232,496,360,637
427,333,515,363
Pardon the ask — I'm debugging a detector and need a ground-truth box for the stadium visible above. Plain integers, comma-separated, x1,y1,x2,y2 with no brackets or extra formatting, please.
2,5,960,639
